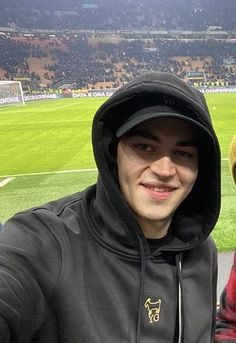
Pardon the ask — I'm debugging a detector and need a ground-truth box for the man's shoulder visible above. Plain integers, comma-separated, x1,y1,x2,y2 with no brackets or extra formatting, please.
196,236,217,258
202,236,217,250
184,237,217,266
6,184,96,229
19,191,83,219
34,191,84,216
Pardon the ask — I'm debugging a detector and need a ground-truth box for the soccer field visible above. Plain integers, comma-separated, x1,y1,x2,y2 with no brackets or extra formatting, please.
0,94,236,251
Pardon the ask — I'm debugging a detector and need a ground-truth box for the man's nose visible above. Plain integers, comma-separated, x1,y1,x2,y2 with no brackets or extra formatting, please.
150,156,176,178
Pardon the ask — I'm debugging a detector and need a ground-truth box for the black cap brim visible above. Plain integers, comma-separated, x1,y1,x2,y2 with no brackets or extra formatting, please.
116,105,214,144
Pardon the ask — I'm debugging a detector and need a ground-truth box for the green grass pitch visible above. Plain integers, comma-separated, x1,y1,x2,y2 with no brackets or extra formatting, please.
0,94,236,252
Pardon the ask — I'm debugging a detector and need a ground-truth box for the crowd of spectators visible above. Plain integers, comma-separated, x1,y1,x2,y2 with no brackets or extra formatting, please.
0,35,236,90
46,37,116,88
0,36,42,82
1,0,236,31
48,37,236,89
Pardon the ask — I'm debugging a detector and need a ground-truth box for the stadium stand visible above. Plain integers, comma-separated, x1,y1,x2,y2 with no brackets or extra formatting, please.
0,0,236,90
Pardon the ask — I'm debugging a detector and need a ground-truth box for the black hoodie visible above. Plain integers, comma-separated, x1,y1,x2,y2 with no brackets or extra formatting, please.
0,72,220,343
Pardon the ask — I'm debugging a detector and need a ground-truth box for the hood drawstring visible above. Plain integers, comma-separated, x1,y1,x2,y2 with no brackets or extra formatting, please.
136,235,146,343
176,253,183,343
136,239,183,343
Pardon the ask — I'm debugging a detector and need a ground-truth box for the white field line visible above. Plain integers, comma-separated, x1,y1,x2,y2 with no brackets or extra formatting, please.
0,168,97,178
48,103,80,111
25,103,77,112
0,119,83,126
0,177,16,188
0,158,228,179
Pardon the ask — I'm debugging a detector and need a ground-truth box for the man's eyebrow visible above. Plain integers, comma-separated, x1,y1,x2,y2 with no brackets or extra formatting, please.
127,129,198,147
127,129,160,141
176,141,198,148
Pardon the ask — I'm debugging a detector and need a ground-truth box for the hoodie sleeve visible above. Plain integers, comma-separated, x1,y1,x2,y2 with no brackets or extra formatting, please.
0,211,62,343
215,252,236,342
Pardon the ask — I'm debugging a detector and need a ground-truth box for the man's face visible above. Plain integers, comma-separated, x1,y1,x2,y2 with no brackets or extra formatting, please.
117,117,198,238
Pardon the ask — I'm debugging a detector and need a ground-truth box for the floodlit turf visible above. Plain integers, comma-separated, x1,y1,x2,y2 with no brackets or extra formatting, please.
0,98,103,175
205,93,236,157
0,94,236,251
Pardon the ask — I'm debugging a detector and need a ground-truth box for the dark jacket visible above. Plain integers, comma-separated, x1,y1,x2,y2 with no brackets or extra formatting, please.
0,72,221,343
216,252,236,342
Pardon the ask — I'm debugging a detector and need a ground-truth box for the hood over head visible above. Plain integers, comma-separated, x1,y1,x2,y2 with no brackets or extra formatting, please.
91,72,221,253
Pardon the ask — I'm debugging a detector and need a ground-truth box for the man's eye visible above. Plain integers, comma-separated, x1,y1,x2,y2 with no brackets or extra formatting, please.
174,150,193,158
134,143,154,152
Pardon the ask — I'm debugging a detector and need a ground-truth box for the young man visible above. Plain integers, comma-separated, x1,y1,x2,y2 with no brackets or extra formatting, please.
0,72,221,342
216,134,236,342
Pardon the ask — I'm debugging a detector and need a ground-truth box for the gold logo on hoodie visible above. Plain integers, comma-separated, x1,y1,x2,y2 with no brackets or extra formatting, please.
144,298,162,323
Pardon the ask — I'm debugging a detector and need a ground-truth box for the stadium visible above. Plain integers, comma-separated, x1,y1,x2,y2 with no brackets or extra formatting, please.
0,0,236,253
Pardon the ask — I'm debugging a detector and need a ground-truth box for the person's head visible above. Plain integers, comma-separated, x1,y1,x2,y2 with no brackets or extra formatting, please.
92,72,221,245
116,116,198,238
229,134,236,185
